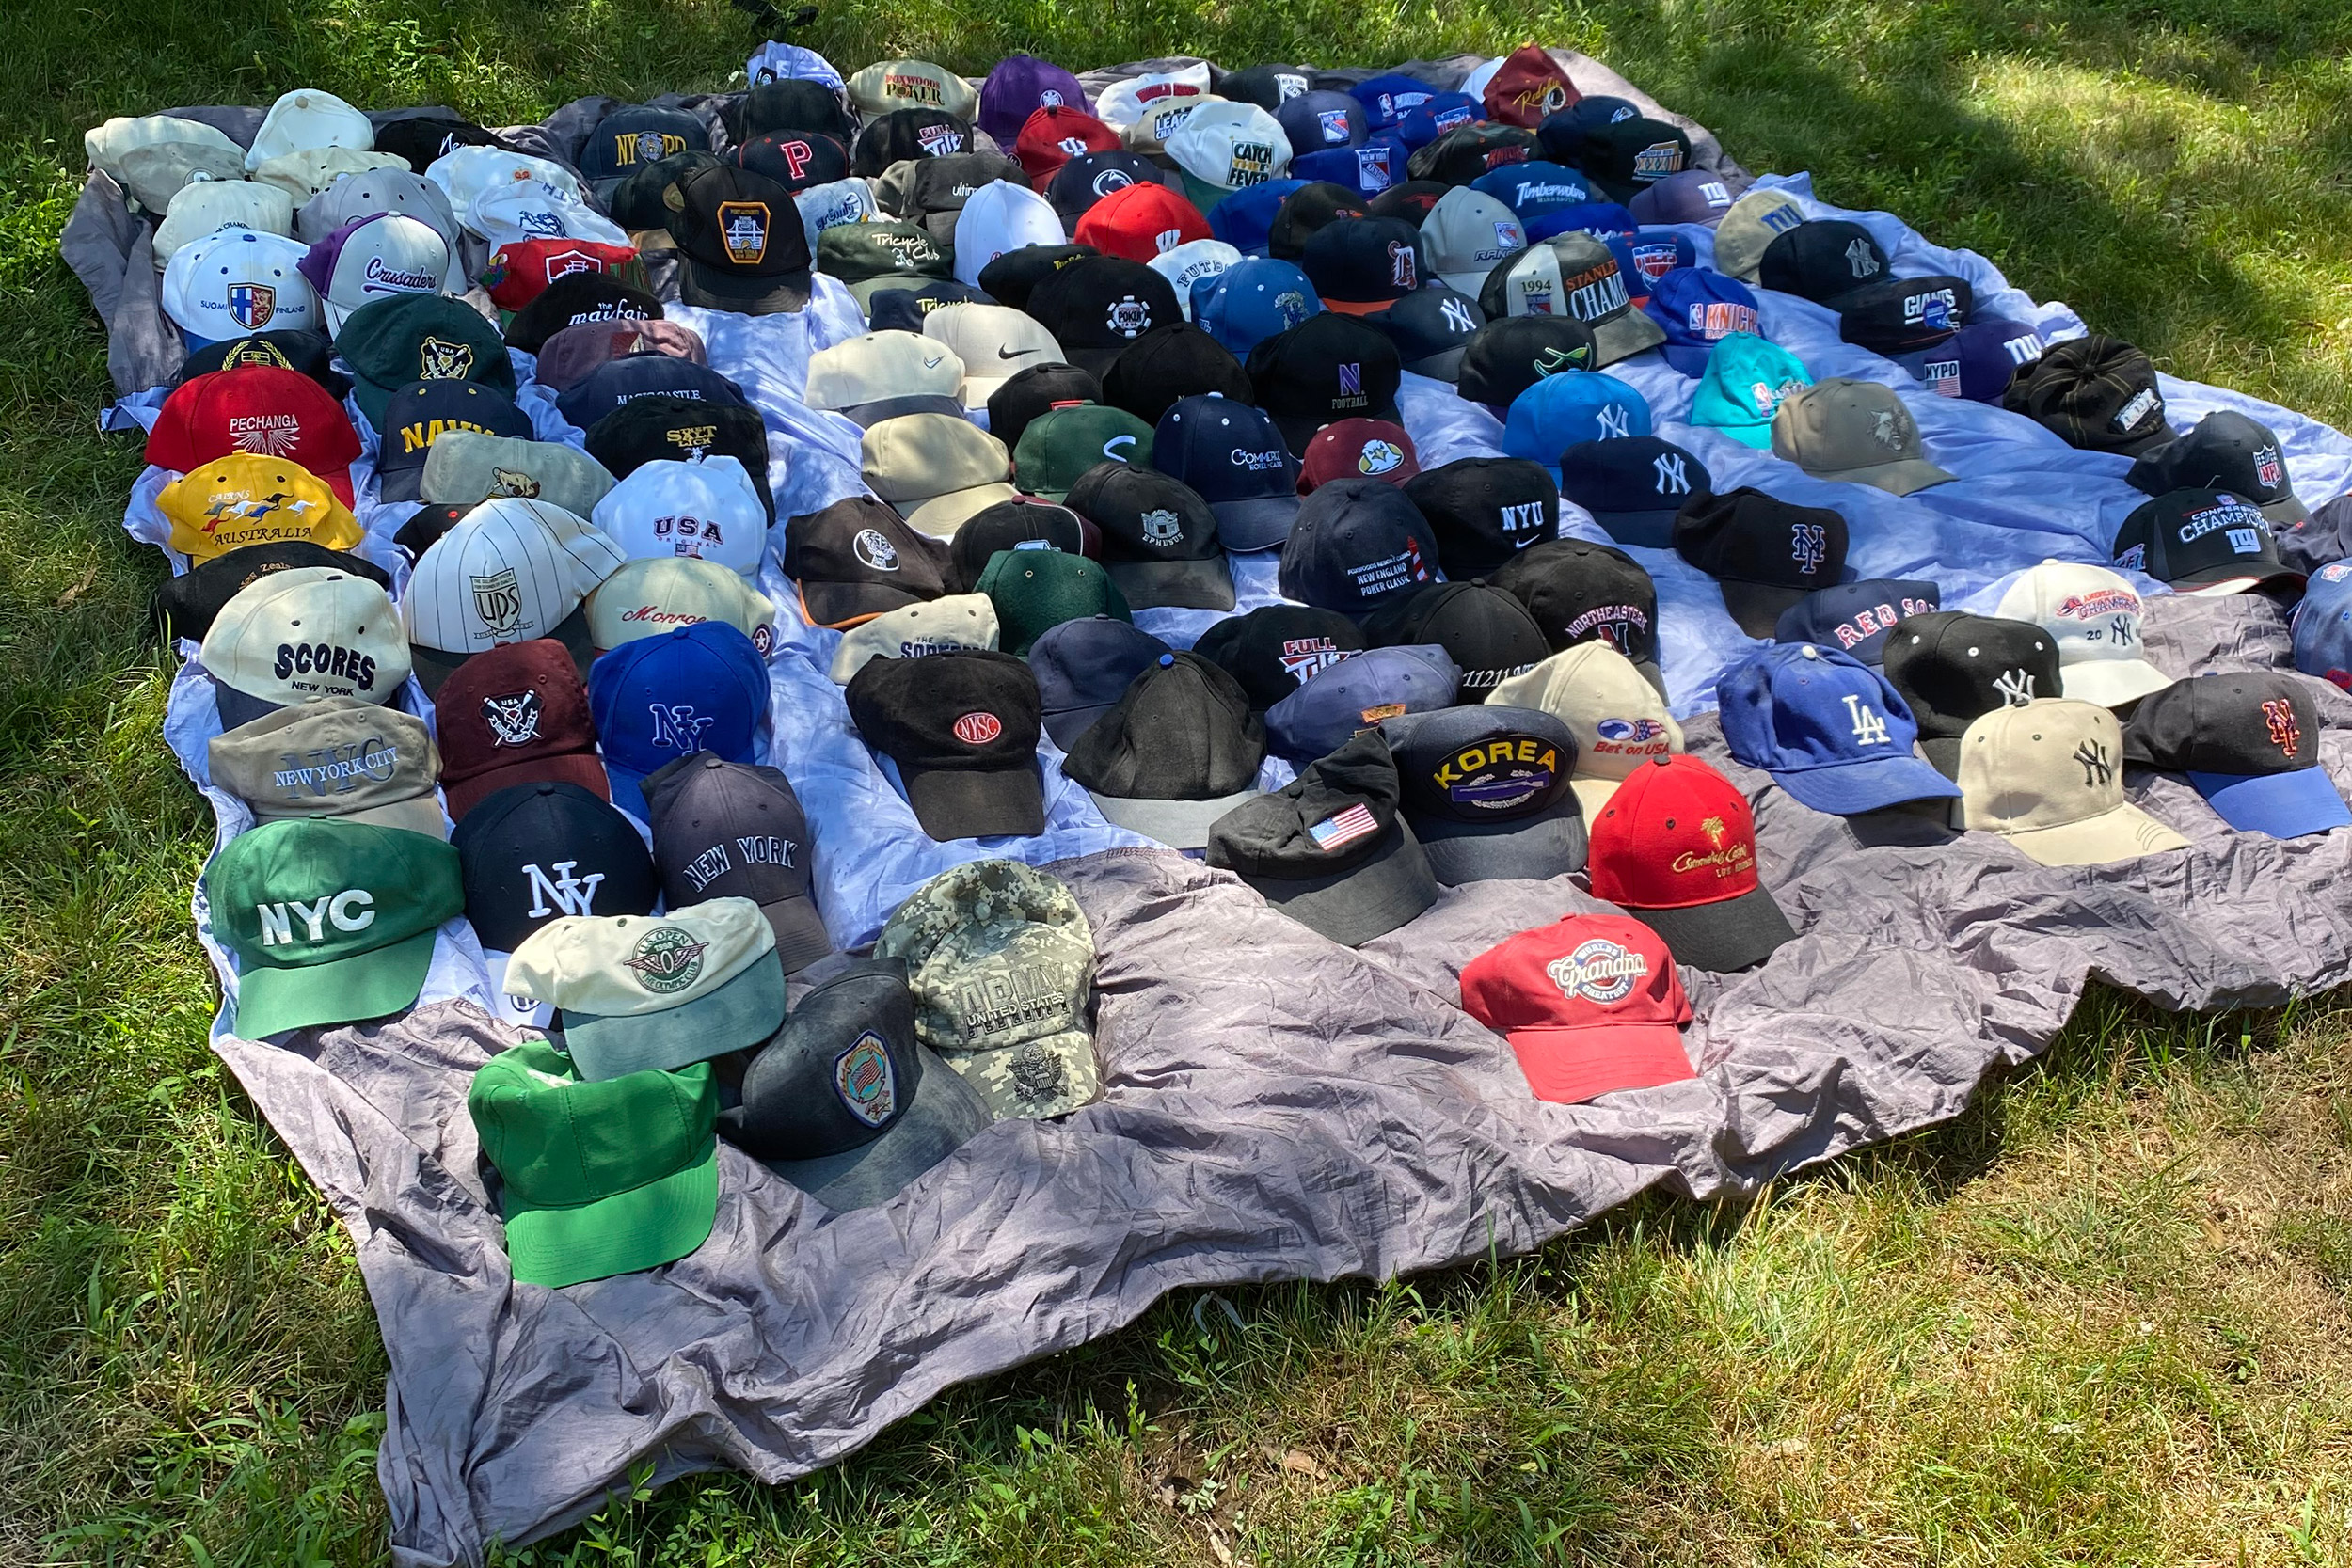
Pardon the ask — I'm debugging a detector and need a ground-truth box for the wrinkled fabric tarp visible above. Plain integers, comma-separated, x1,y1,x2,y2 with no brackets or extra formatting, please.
68,55,2352,1568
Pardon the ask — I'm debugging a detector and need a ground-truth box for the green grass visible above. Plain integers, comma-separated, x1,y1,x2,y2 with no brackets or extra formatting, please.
5,1,2352,1562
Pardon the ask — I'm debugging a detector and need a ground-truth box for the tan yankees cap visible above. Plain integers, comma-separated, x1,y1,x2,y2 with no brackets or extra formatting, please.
420,430,616,518
860,412,1019,539
209,697,447,838
1486,641,1684,814
402,497,626,694
1771,378,1956,495
829,594,1000,683
199,565,411,729
1957,698,2190,866
805,330,967,428
1710,187,1807,284
921,303,1064,407
1992,562,2175,709
586,557,779,656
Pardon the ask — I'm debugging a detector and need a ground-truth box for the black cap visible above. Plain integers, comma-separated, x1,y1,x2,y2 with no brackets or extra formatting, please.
1046,151,1170,223
1882,610,2060,773
852,108,976,177
450,781,660,954
721,957,994,1210
373,380,532,502
885,151,1029,237
583,398,774,517
1066,462,1234,610
2121,673,2341,834
1027,616,1172,749
2127,411,2307,527
1064,652,1266,847
814,220,949,288
1672,486,1851,635
948,498,1098,594
1378,704,1586,883
1486,537,1661,675
739,79,857,142
372,114,506,173
152,540,391,645
1365,180,1450,225
1773,578,1942,665
503,272,661,354
1193,605,1366,711
1363,282,1485,380
1404,455,1559,576
1202,729,1438,947
643,754,834,972
1246,312,1403,453
2001,333,2174,455
977,242,1100,312
2114,488,2303,594
1454,315,1597,409
1024,256,1183,375
604,150,724,231
392,503,469,561
1836,274,1973,356
1558,436,1708,549
1569,114,1692,202
1299,216,1422,309
665,163,814,316
1360,581,1549,695
734,130,850,193
1756,219,1890,303
177,329,346,397
1406,122,1539,185
985,362,1104,452
845,649,1045,840
1219,65,1323,112
1267,182,1368,261
1098,322,1252,424
782,495,954,626
1278,477,1442,615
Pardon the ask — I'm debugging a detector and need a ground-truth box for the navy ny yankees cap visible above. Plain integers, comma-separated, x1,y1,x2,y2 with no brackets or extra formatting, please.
1152,393,1301,551
452,780,659,955
1774,578,1942,665
1278,477,1441,616
1364,281,1486,380
1486,538,1663,690
2113,488,2303,596
1379,704,1586,883
1360,581,1550,696
1672,486,1851,636
1454,315,1597,411
644,754,833,971
1558,435,1708,549
1193,604,1366,712
1403,455,1558,578
2127,411,2308,528
1881,610,2060,774
2122,672,2350,838
1756,219,1888,303
1029,615,1172,749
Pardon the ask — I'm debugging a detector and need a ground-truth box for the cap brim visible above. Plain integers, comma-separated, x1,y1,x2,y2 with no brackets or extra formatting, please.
1658,341,1716,378
1623,883,1794,974
1587,508,1680,550
410,606,596,698
1320,295,1407,317
1992,801,2191,865
1586,309,1666,368
2262,494,2312,528
903,483,1023,540
1803,457,1957,496
935,1029,1101,1119
798,578,929,628
1407,801,1587,884
752,1042,994,1210
2107,422,2177,458
2057,657,2175,708
2173,564,2306,597
1041,701,1116,752
677,258,813,315
1771,753,1962,816
443,751,612,823
1089,786,1263,850
501,1136,719,1288
1104,555,1236,611
1717,579,1813,639
1919,734,1964,780
837,393,968,428
255,790,450,839
1504,1021,1694,1105
2187,766,2352,839
760,894,836,974
232,924,438,1038
1241,820,1439,947
376,463,425,503
1208,494,1302,552
903,761,1046,841
558,952,787,1079
1399,345,1468,381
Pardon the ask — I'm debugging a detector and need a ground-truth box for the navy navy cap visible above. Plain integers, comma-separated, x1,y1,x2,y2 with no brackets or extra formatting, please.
1193,257,1325,356
1558,436,1708,549
1291,136,1411,199
1718,642,1960,815
1276,90,1371,156
1193,604,1366,710
1363,282,1485,380
586,622,771,819
1360,580,1549,695
1027,615,1171,750
1611,230,1697,304
1470,160,1594,222
1277,476,1441,615
374,380,532,502
1207,178,1310,256
1526,201,1636,243
866,279,988,334
1046,150,1171,223
1773,578,1941,665
1152,393,1301,551
1642,267,1760,377
1395,93,1481,151
1629,170,1740,226
553,354,750,431
1404,455,1558,578
1895,315,2042,404
1265,642,1459,762
1349,74,1445,131
1378,704,1586,883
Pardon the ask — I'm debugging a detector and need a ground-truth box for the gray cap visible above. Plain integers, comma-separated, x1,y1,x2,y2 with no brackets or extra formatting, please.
420,431,617,518
297,166,460,253
117,140,246,213
1770,378,1957,495
207,696,449,839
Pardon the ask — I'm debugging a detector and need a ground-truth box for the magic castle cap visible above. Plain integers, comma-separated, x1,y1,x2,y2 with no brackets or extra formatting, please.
334,292,514,429
148,361,361,505
421,431,615,518
1361,581,1549,696
1672,486,1850,636
781,495,953,627
1278,477,1440,616
586,622,771,819
402,496,626,693
433,636,609,822
847,649,1044,839
590,454,767,579
1380,704,1586,883
373,380,532,502
1882,610,2061,774
1150,393,1300,550
1588,754,1794,972
588,557,775,657
1404,455,1558,577
1459,913,1693,1103
1719,642,1959,815
199,566,409,728
1992,562,2173,708
1957,698,2191,866
2002,334,2174,456
1067,460,1233,610
452,781,659,957
1063,651,1266,847
666,163,814,315
2114,489,2301,596
209,698,445,839
644,755,832,971
2128,410,2307,528
1774,578,1941,665
1455,315,1597,410
152,540,389,646
1191,604,1364,713
1205,729,1438,947
584,401,774,520
1487,537,1661,683
2123,672,2349,838
1771,378,1957,495
162,228,321,350
1688,331,1813,447
1265,642,1458,763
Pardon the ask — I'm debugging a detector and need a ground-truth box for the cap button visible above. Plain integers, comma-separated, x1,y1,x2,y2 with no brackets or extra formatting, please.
534,783,556,796
1799,643,1820,659
1158,653,1175,667
701,754,723,769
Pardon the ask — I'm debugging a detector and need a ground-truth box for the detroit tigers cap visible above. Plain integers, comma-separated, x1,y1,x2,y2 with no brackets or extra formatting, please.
1063,651,1266,847
199,565,408,729
644,754,832,970
946,497,1098,594
1028,616,1171,749
666,163,813,315
975,546,1132,654
1380,704,1586,884
587,621,771,820
208,698,446,839
1098,322,1253,424
1362,280,1486,379
1409,186,1526,295
1957,698,2190,866
1771,377,1957,495
147,364,362,506
1264,642,1459,763
2127,410,2308,528
1774,578,1942,666
1628,168,1739,226
1557,436,1707,550
1836,273,1973,357
1719,642,1960,815
1882,610,2061,775
1455,315,1597,410
1486,537,1662,686
1485,642,1683,815
2122,672,2349,838
590,454,768,579
421,430,616,518
1192,255,1324,356
1405,455,1558,577
1641,265,1759,376
1361,581,1549,696
829,594,999,683
1191,604,1364,712
1501,372,1653,480
502,271,661,354
2113,488,2302,596
1011,403,1153,500
1672,486,1851,636
1277,476,1440,616
162,226,321,351
335,292,514,430
372,379,532,502
1067,460,1234,610
1151,392,1301,551
452,782,660,963
1587,754,1795,973
781,494,954,627
2002,333,2175,456
1991,562,2172,708
152,539,389,646
434,636,610,821
1246,311,1403,453
1023,254,1183,375
1459,913,1692,1104
1756,218,1888,302
846,648,1046,840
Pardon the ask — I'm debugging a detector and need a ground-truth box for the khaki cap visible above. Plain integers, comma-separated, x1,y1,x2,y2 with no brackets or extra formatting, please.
1957,697,2190,866
805,330,966,425
861,412,1015,538
1770,377,1956,495
1486,641,1684,814
420,430,616,517
829,593,1000,682
1711,187,1806,284
209,696,447,837
587,557,778,655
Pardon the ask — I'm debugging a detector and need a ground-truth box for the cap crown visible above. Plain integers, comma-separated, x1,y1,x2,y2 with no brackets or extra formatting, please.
1957,698,2132,832
1882,610,2060,738
200,565,410,705
210,698,439,819
436,637,597,784
1993,563,2151,673
505,896,774,1015
159,454,363,561
208,816,462,970
2122,672,2318,779
587,622,771,775
469,1039,716,1209
1588,754,1761,909
1719,643,1922,773
403,497,625,655
1486,641,1681,779
1488,537,1658,661
1459,913,1689,1033
452,782,659,952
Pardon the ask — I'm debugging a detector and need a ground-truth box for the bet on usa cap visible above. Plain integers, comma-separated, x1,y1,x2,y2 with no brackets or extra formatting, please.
1265,642,1459,763
403,496,626,693
1029,616,1173,749
1277,476,1440,616
2127,410,2306,528
1719,642,1961,815
1380,704,1586,884
829,594,1000,683
1361,580,1549,696
200,565,409,729
1557,435,1707,551
1774,578,1941,666
2123,672,2349,839
588,556,775,657
1190,604,1364,713
590,454,768,579
1151,393,1301,551
1957,698,2191,866
587,621,771,819
804,329,966,427
1587,754,1795,973
721,957,993,1209
1063,651,1265,847
644,754,832,971
1066,460,1234,610
1486,537,1663,685
2002,333,2174,456
1671,486,1851,637
1882,610,2061,775
1991,562,2173,708
204,816,462,1038
210,698,445,839
152,539,389,647
421,430,615,518
2113,488,2302,596
846,648,1045,840
156,452,362,563
1403,455,1557,578
1204,728,1438,947
1771,377,1956,495
296,212,451,334
452,780,659,959
162,229,321,350
873,858,1100,1120
507,896,786,1079
434,636,609,821
1486,641,1684,815
1459,912,1693,1103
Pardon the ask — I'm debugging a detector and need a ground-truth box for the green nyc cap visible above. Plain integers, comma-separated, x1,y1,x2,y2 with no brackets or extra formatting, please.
973,548,1132,656
1010,404,1155,501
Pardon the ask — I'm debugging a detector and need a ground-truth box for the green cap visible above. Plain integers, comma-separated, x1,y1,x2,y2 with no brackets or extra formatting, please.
874,859,1101,1119
817,220,952,287
467,1039,720,1288
1010,404,1155,501
334,293,517,431
974,548,1132,655
203,816,464,1038
1687,331,1814,450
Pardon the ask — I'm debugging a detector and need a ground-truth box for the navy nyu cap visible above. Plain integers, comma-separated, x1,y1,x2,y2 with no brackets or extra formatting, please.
1380,705,1586,884
1558,436,1708,549
1718,642,1960,816
1152,393,1301,550
1774,578,1941,665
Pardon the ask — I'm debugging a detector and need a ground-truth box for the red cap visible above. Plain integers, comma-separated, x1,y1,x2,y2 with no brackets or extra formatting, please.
481,238,643,313
433,639,610,822
1459,913,1694,1103
1072,182,1211,263
1298,419,1420,494
1013,105,1121,183
1587,754,1758,910
146,367,361,506
1482,44,1581,129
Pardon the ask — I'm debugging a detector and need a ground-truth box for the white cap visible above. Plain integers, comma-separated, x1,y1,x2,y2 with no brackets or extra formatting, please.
805,330,965,423
307,211,453,333
424,146,584,214
590,454,770,578
746,41,846,90
161,228,321,348
152,182,294,272
793,178,880,238
829,594,1000,682
117,140,247,214
246,88,374,172
1164,103,1293,198
249,147,408,199
1123,95,1223,157
1147,239,1242,316
297,167,459,251
921,303,1062,406
199,565,409,726
463,181,630,246
1992,561,2176,709
1419,187,1528,295
950,182,1065,289
85,114,241,181
403,498,625,657
1092,64,1214,131
1458,56,1509,102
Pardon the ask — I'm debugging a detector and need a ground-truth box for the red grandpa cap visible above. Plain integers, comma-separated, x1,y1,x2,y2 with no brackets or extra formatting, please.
1458,912,1693,1103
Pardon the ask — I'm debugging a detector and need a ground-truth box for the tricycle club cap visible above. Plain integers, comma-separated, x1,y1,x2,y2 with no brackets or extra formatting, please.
1064,651,1266,847
1718,642,1962,816
1379,704,1587,884
1957,698,2191,866
1671,486,1851,636
451,780,658,955
643,755,834,973
846,649,1045,841
1458,912,1694,1104
1586,754,1795,974
2122,673,2349,839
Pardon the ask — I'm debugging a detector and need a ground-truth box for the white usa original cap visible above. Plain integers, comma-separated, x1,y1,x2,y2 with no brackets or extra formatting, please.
591,455,770,579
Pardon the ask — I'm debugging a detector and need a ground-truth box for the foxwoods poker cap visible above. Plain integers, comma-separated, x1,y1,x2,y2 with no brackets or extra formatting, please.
1245,312,1403,453
1064,651,1266,847
209,698,445,839
1360,581,1549,697
1067,461,1233,610
152,540,389,646
846,649,1045,840
1882,610,2061,774
1719,642,1961,815
644,754,833,972
1672,486,1851,636
1151,393,1301,551
2001,333,2175,456
199,566,410,728
1277,477,1441,616
781,495,953,627
1028,616,1172,749
665,163,814,315
1265,643,1459,763
1487,537,1663,687
1957,698,2190,866
1774,578,1942,666
1558,436,1708,549
1404,455,1559,578
1380,704,1586,884
1191,604,1365,713
1588,754,1795,973
1458,912,1693,1104
2113,488,2302,596
451,781,660,956
2127,410,2308,528
2123,672,2349,839
1454,315,1597,411
1991,562,2172,708
586,622,772,819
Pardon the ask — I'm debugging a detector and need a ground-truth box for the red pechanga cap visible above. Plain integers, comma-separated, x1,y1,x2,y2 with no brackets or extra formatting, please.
1585,753,1795,973
146,365,362,506
1458,912,1694,1103
1073,181,1211,263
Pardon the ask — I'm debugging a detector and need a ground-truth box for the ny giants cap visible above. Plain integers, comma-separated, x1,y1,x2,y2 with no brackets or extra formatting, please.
1380,704,1586,883
1957,698,2190,865
1672,487,1850,636
1896,316,2042,403
1587,754,1794,972
2124,672,2348,838
1459,913,1692,1103
1485,642,1683,814
1191,604,1364,712
1063,651,1265,847
434,636,608,821
586,621,771,818
199,566,410,728
2293,561,2352,688
1708,186,1807,284
1881,610,2061,775
1774,578,1941,665
208,698,445,839
2113,489,2302,596
1204,729,1438,946
1265,643,1458,763
1836,274,1973,357
1277,477,1440,615
2127,410,2307,528
1719,642,1960,814
1361,581,1549,695
1991,562,2172,708
644,755,833,970
846,648,1045,839
781,494,954,626
1628,168,1739,226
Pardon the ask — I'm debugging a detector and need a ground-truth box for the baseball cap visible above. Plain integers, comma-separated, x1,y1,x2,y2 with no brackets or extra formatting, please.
1274,90,1369,156
1027,616,1171,749
923,302,1063,407
1012,104,1120,183
587,557,777,657
1589,754,1794,971
1362,281,1485,379
1773,578,1942,666
1480,45,1578,128
1502,372,1652,479
1045,150,1170,223
980,55,1092,143
147,364,361,505
373,380,532,502
583,400,774,519
829,594,998,683
1277,477,1440,615
1265,643,1458,762
208,698,445,839
1012,404,1153,499
404,496,625,692
1756,219,1887,301
452,782,659,958
434,637,609,821
197,565,407,728
162,228,321,350
949,182,1067,290
205,817,462,1037
1469,160,1594,222
1193,256,1324,356
1455,315,1597,409
737,72,854,136
177,328,344,396
1023,255,1183,375
1380,705,1586,883
1062,651,1264,846
335,293,514,430
1247,312,1403,452
1477,232,1665,366
1191,605,1364,712
579,104,707,188
1149,237,1242,312
245,87,372,171
151,181,295,272
1221,65,1319,112
818,220,952,299
977,546,1132,654
847,57,978,119
87,113,242,181
1535,201,1640,245
1576,114,1693,202
587,622,771,819
1068,461,1233,610
1459,912,1692,1102
866,278,991,331
2293,561,2352,687
788,174,880,240
1556,436,1703,549
1098,322,1252,424
422,145,583,215
1348,74,1443,130
1366,180,1451,224
590,454,766,578
157,454,363,563
1404,456,1557,576
665,164,813,315
611,149,728,231
1882,610,2062,775
1672,487,1850,637
1205,178,1309,256
1073,182,1211,263
1204,729,1438,946
781,495,953,626
1641,266,1758,376
1486,537,1662,686
977,241,1098,311
2123,672,2349,838
1957,698,2191,865
421,430,615,517
1288,135,1410,199
1413,123,1542,189
502,272,661,354
1895,315,2042,403
152,539,389,646
2127,411,2307,528
2114,489,2302,596
1836,274,1974,356
550,354,748,432
1361,580,1548,696
1166,102,1294,210
733,130,850,193
1299,216,1424,314
863,413,1019,538
1688,331,1814,448
1720,642,1961,814
1627,168,1738,227
1392,94,1484,154
370,113,505,172
2002,334,2174,455
119,139,248,219
804,329,966,426
946,497,1099,593
1486,642,1682,813
294,212,451,333
853,109,979,179
847,649,1044,839
461,180,628,251
1299,419,1418,494
1708,186,1806,282
642,755,832,970
1269,183,1372,261
1991,562,2172,708
1771,378,1957,494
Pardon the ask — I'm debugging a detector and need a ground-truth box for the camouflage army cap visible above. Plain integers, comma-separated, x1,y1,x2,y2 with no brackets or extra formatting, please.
874,858,1101,1119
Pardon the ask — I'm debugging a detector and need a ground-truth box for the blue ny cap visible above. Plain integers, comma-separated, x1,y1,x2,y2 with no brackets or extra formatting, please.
1470,161,1594,222
587,622,771,818
1643,266,1761,377
1559,435,1709,549
1609,230,1697,305
1717,642,1960,815
1265,642,1459,762
1152,392,1301,549
1502,372,1653,479
1895,316,2045,404
1276,90,1371,156
1395,93,1482,150
1527,201,1638,244
1028,615,1171,750
1349,74,1445,130
2292,559,2352,690
1772,578,1941,665
1192,256,1324,356
1208,179,1310,257
1291,135,1411,198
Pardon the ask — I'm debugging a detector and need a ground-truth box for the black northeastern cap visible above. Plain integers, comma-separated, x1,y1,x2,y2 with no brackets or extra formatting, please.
845,648,1045,840
947,498,1099,594
450,780,660,954
1454,315,1597,410
1360,581,1549,695
1672,486,1851,635
852,108,976,177
2128,411,2308,527
782,494,954,626
177,328,346,397
2113,488,2303,594
1267,182,1369,261
1246,312,1404,453
1836,274,1973,356
643,754,834,972
372,113,507,172
985,362,1104,452
721,956,994,1210
1278,477,1442,615
1192,605,1367,712
1046,151,1171,224
1363,282,1485,380
977,242,1100,312
1756,219,1890,303
1882,610,2060,774
1366,180,1452,226
1557,435,1709,549
665,163,814,316
1378,704,1586,883
1202,729,1438,947
738,78,858,142
1065,461,1234,610
583,397,774,517
152,540,391,645
1403,455,1559,577
2002,333,2175,455
1023,256,1183,375
1299,216,1423,311
1027,615,1172,749
1406,122,1539,185
1773,578,1942,665
373,379,533,502
605,150,725,231
1098,323,1253,424
734,130,851,193
391,503,469,562
1486,537,1661,677
1064,652,1267,847
502,271,661,354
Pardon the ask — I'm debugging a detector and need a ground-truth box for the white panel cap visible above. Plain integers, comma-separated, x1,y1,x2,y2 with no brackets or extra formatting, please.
1147,239,1241,317
463,181,630,246
424,145,585,214
950,182,1065,289
85,114,242,181
161,228,321,348
246,88,374,172
590,454,771,579
403,497,627,655
153,182,295,272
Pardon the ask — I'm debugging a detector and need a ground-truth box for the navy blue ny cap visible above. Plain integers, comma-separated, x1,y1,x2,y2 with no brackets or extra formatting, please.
1394,93,1481,151
1027,615,1171,750
1628,170,1740,226
1277,477,1442,616
553,354,750,431
1773,578,1941,665
866,279,989,334
1152,393,1301,551
1895,316,2043,404
1364,281,1485,380
1265,642,1458,762
1291,136,1411,199
1558,436,1709,549
1719,642,1960,815
1208,179,1310,257
374,380,532,502
1276,90,1370,156
1349,74,1445,131
1379,704,1586,883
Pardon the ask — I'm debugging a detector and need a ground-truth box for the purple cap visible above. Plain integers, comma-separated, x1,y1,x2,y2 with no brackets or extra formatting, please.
1896,317,2046,404
978,55,1091,144
1629,169,1740,226
1643,266,1762,377
1265,643,1459,763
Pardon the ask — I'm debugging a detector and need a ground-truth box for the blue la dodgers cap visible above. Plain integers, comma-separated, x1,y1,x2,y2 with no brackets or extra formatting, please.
1643,266,1761,377
1291,135,1411,198
1349,74,1445,131
1718,642,1961,815
2292,560,2352,691
1265,642,1459,762
1208,179,1310,256
1774,578,1942,665
1502,372,1654,480
1191,257,1324,356
1379,704,1586,883
587,621,771,818
1895,316,2045,404
1558,435,1709,549
1152,392,1301,550
1395,93,1481,150
1470,161,1594,223
1027,615,1171,750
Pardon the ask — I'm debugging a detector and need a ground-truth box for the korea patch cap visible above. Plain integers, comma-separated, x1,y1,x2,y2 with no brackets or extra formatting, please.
1067,461,1233,610
1501,372,1653,480
1882,610,2062,774
1459,913,1692,1103
1063,652,1265,847
1687,331,1813,448
434,635,609,821
199,566,410,728
1361,581,1549,697
152,539,389,646
1771,378,1956,495
1277,477,1441,616
1191,605,1365,713
1486,642,1684,815
2113,489,2302,596
1587,754,1794,972
644,755,832,971
1246,312,1403,453
1719,642,1959,814
1672,487,1850,637
666,163,814,315
1265,643,1459,763
1192,256,1325,356
2127,410,2308,528
2001,333,2175,456
780,495,954,626
334,292,514,430
1991,562,2172,708
1150,393,1300,551
1380,704,1586,883
1028,616,1172,749
1455,315,1597,411
2123,672,2348,838
1098,322,1253,424
1555,436,1706,550
452,781,659,955
846,649,1045,839
373,379,532,502
1774,578,1941,666
506,897,785,1078
1486,538,1663,690
209,698,446,839
1957,698,2191,865
586,622,772,819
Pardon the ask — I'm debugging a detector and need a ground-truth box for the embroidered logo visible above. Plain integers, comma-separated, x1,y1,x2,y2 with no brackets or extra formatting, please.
1790,521,1828,574
1842,693,1891,746
228,282,277,330
1358,439,1406,476
480,689,542,747
1547,938,1647,1004
953,711,1003,745
853,528,899,570
469,569,523,635
1653,451,1692,495
625,925,707,993
418,337,474,379
834,1031,898,1126
2073,738,2114,788
1138,507,1184,545
646,703,715,752
1308,802,1379,850
2263,696,2300,758
523,860,604,919
717,200,770,264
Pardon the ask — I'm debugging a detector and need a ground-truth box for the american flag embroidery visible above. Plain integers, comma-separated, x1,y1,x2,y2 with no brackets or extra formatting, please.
1309,802,1379,851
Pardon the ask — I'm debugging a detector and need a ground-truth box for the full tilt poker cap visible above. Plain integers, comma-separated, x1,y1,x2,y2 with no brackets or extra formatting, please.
2114,489,2302,596
505,897,787,1080
199,566,410,729
1265,643,1459,763
1671,487,1851,637
1957,698,2191,866
665,164,814,315
204,816,463,1037
590,454,768,579
721,957,993,1210
1459,913,1693,1104
1190,604,1364,713
588,557,777,657
147,365,362,506
156,454,363,564
644,755,833,971
433,637,609,822
874,858,1101,1120
403,497,626,694
209,698,445,839
1151,393,1301,551
1588,754,1794,973
1065,461,1233,610
1277,478,1441,617
1380,704,1586,883
334,293,514,431
2128,410,2307,528
1882,610,2061,775
2123,672,2350,839
1486,641,1684,815
846,649,1046,840
1063,652,1266,847
1771,378,1956,495
1992,562,2174,708
1718,642,1961,815
466,1037,719,1289
829,594,999,683
1774,578,1942,666
586,622,772,819
1205,729,1439,947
